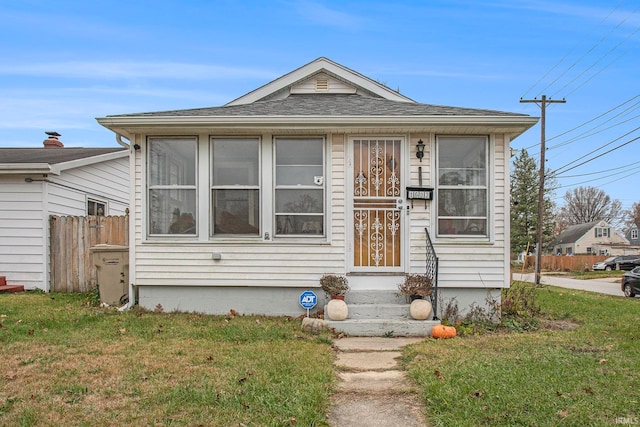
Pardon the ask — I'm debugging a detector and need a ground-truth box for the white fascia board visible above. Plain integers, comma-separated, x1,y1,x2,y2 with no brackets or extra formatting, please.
226,58,414,106
98,115,539,129
55,150,130,172
0,163,53,174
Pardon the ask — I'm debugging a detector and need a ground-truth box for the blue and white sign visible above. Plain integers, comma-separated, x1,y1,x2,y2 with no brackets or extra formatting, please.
299,291,317,309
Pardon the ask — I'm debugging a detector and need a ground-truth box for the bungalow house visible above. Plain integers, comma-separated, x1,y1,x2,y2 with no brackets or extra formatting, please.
96,57,537,326
626,223,640,246
550,220,630,256
0,133,129,290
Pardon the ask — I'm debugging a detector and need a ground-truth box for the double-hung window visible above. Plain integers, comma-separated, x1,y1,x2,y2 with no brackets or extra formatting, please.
147,137,197,236
211,138,260,236
595,227,610,238
274,137,325,236
436,136,488,237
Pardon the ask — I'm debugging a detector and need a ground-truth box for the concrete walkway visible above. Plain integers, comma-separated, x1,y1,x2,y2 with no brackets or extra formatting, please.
327,337,429,427
513,272,625,297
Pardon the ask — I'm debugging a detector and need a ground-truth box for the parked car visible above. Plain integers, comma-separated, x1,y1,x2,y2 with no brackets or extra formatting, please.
622,266,640,297
592,255,640,271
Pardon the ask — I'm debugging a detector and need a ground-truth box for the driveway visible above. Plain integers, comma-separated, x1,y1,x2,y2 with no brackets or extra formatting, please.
513,272,625,297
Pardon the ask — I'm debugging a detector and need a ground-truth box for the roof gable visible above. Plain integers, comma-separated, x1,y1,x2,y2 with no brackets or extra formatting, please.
226,57,414,106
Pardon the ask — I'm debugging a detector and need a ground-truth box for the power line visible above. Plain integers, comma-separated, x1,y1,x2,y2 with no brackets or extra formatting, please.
550,134,640,177
555,164,640,189
546,93,640,143
547,112,640,153
558,161,639,178
520,1,627,99
549,9,640,98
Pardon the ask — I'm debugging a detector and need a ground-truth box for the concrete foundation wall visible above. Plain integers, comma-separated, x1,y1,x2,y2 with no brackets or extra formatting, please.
137,285,329,317
435,287,501,318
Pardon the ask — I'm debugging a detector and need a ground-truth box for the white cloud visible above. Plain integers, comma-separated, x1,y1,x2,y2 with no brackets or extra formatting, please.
0,61,277,80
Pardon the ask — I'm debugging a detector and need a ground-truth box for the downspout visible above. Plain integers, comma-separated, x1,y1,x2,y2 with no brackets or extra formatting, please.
115,133,137,311
116,133,130,148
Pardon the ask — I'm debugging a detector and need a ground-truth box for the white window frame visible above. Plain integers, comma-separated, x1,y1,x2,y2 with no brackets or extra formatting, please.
273,136,326,238
631,229,638,240
435,135,489,238
87,198,107,216
146,136,198,238
210,137,261,238
595,227,610,238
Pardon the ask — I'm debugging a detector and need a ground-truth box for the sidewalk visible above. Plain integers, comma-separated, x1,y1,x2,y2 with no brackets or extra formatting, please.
513,272,624,297
327,337,428,427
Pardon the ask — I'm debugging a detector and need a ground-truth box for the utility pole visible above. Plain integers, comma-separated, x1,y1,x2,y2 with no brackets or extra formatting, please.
519,95,565,285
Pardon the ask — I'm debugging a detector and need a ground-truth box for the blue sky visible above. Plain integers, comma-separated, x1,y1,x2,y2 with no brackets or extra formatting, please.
1,0,638,211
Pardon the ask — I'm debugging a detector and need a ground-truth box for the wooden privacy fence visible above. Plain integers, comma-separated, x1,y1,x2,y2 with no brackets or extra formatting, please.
50,215,129,292
522,255,608,272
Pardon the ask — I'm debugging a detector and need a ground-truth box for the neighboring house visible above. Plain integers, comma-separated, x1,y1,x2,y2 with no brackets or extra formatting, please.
626,223,640,246
550,220,631,256
97,57,538,318
0,133,129,290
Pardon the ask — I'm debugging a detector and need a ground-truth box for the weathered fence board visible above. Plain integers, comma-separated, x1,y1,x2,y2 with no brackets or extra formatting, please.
50,215,128,292
522,255,609,272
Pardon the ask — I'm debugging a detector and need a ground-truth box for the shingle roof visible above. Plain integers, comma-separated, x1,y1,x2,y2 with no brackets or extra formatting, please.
106,94,529,118
0,148,126,164
553,221,600,244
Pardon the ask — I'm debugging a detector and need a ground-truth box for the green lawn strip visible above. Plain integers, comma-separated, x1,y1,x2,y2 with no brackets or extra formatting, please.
402,284,640,426
1,293,335,426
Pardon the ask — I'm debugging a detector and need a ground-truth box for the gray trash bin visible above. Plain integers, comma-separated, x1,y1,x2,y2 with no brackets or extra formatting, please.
91,244,129,306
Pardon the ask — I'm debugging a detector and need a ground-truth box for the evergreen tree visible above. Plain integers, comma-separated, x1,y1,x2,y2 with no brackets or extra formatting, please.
510,149,556,254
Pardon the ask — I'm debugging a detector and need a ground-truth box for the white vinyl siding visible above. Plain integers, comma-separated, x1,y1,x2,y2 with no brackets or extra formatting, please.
133,133,342,289
48,157,129,216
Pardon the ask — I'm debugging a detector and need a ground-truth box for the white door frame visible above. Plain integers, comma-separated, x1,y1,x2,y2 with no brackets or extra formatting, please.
345,135,409,274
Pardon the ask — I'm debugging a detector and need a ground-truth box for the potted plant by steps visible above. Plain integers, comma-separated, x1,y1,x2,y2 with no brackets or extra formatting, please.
397,274,433,320
320,274,349,321
320,274,350,300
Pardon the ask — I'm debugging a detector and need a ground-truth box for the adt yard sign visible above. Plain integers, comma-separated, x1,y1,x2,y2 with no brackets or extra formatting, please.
299,291,317,310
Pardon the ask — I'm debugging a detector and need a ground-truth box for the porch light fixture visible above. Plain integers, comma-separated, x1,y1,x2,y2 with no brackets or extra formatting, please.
416,139,425,162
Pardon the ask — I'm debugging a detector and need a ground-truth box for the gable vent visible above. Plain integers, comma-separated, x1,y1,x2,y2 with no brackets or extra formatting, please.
315,78,329,92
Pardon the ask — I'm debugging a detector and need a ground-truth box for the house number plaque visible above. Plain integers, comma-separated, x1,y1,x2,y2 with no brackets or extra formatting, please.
406,186,434,208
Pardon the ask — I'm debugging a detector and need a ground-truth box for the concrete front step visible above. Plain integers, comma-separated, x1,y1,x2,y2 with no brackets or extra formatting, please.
347,303,413,319
326,318,439,337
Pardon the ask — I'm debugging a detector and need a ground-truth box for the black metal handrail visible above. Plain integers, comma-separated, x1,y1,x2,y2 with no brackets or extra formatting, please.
425,227,439,320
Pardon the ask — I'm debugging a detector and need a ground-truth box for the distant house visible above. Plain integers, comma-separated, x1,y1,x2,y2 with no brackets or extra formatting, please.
626,223,640,246
550,220,630,256
97,57,538,322
0,133,129,290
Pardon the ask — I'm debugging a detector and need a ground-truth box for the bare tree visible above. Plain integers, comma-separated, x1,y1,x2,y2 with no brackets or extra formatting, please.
624,201,640,230
556,186,623,230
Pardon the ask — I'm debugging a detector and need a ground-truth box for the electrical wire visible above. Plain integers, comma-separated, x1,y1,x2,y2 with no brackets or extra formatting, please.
557,161,639,178
555,164,640,189
546,94,640,143
550,134,640,177
520,0,627,100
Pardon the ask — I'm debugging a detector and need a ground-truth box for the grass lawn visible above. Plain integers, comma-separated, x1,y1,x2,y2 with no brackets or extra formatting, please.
0,293,335,426
403,283,640,426
2,284,639,426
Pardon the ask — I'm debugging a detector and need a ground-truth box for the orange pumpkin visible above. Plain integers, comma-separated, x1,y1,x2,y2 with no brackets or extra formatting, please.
431,325,457,339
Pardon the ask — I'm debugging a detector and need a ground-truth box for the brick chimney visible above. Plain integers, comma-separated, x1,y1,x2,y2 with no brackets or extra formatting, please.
43,131,64,148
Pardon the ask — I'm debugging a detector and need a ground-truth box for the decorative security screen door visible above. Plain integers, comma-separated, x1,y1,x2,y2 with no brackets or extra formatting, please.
351,138,404,270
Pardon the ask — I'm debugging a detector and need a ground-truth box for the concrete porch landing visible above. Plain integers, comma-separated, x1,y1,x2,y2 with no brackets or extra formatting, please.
325,290,439,337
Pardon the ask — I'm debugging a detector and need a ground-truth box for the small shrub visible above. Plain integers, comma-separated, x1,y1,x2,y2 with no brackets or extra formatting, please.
319,274,349,297
397,274,432,299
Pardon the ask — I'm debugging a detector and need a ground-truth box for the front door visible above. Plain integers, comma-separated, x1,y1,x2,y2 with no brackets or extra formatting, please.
349,137,405,272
